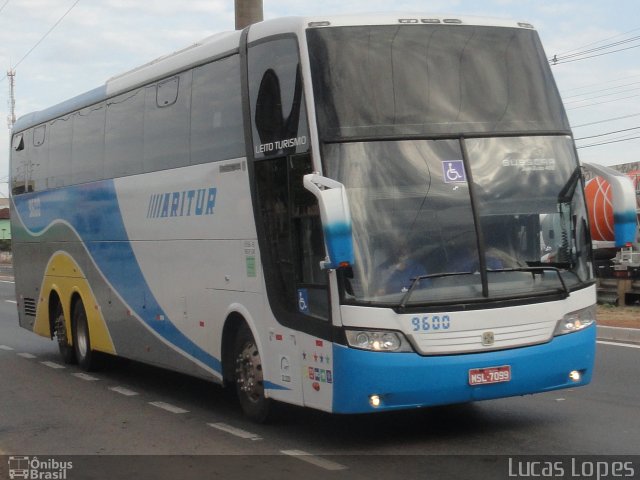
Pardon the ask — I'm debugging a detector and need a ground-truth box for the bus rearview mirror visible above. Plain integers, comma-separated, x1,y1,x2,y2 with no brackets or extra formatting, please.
303,173,355,270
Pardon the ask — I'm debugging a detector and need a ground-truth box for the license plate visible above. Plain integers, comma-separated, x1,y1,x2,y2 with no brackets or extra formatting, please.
468,365,511,385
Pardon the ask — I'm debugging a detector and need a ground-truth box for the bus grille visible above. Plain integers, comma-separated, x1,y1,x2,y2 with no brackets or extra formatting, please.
23,298,37,317
411,320,556,355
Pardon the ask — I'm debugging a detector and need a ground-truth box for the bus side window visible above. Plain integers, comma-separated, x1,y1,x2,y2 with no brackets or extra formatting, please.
248,36,309,160
143,72,192,173
290,154,329,320
105,89,145,178
72,104,105,184
255,155,329,321
190,55,244,164
48,117,73,188
250,36,329,322
11,131,29,195
31,125,48,191
255,157,297,313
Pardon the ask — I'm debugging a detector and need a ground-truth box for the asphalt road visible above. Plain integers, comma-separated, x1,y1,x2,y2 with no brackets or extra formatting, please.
0,279,638,479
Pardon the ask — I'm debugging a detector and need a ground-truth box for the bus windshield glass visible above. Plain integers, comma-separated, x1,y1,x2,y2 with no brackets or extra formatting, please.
307,24,569,140
323,137,592,306
309,24,591,306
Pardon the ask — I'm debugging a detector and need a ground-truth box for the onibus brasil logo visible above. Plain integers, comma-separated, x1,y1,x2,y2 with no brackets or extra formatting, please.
8,456,73,479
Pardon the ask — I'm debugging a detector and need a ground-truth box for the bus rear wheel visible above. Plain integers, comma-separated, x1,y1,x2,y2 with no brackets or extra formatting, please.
234,324,272,423
54,303,76,364
72,299,98,371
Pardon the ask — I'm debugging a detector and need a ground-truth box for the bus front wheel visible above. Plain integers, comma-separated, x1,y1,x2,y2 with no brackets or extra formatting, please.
234,324,272,422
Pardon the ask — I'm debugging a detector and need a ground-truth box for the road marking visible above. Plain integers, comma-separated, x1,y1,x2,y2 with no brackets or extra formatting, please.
41,361,65,369
17,353,37,359
5,299,17,303
109,386,139,397
207,422,262,441
0,345,14,351
73,372,99,381
597,340,640,350
149,401,189,414
0,280,15,284
281,450,348,471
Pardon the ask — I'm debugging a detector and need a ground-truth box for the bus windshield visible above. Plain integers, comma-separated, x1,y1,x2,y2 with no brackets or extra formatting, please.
323,137,592,306
309,24,591,307
307,24,569,140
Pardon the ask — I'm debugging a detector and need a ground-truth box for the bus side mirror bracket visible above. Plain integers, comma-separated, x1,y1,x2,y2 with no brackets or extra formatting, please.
303,173,355,270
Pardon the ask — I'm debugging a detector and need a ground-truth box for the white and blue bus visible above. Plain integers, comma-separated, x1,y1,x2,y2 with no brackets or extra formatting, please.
10,14,596,421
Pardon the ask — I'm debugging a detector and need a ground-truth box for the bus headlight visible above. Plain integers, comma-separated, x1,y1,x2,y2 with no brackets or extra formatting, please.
554,305,596,336
345,330,413,352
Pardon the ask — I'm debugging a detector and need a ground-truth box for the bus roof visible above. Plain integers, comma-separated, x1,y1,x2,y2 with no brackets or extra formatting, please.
13,13,534,133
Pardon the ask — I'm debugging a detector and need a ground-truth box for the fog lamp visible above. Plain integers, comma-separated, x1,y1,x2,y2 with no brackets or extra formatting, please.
569,370,581,382
369,395,381,408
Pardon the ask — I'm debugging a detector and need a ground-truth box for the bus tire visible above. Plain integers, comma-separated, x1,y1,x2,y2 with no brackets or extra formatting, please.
54,302,76,364
72,298,98,371
234,324,272,423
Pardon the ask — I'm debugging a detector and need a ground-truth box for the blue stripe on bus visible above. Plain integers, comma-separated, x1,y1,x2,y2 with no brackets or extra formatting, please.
14,181,222,374
263,381,291,391
331,325,596,413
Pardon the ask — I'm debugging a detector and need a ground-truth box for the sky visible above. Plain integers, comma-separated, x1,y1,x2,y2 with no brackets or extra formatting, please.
1,0,639,198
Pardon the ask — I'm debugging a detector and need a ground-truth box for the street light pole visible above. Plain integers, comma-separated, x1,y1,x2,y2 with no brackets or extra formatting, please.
235,0,263,30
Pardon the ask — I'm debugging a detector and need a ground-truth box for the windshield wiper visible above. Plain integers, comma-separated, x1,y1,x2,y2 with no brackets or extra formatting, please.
398,267,570,309
399,271,475,309
486,266,569,297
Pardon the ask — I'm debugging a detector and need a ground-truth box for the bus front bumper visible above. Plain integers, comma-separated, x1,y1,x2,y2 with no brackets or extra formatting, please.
331,325,596,414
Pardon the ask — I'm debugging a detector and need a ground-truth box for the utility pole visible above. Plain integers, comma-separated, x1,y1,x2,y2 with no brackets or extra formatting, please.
7,69,16,129
235,0,263,30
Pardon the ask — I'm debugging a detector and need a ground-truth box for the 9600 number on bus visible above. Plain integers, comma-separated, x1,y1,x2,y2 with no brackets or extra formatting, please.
411,315,451,331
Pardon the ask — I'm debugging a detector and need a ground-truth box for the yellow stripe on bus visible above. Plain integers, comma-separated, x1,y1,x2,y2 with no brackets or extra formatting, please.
34,252,116,355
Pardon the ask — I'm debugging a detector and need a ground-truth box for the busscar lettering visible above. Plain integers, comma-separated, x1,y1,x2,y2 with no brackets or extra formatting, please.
502,157,556,171
147,187,217,219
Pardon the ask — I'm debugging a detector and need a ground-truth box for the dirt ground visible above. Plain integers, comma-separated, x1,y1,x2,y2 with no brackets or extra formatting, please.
597,305,640,329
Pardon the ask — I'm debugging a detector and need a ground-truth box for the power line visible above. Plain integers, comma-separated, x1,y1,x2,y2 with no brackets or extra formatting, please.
561,73,640,94
563,80,640,100
550,34,640,63
576,135,640,149
574,125,640,141
0,0,10,15
565,93,640,110
553,26,640,58
551,42,640,65
13,0,82,70
564,85,640,105
578,129,640,145
571,112,640,128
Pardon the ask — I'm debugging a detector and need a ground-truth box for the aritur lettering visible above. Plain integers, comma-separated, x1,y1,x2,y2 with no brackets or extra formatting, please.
147,187,217,218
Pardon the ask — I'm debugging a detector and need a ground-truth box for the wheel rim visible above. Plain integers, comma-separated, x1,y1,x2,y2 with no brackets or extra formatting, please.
76,314,88,358
235,340,264,403
55,311,68,348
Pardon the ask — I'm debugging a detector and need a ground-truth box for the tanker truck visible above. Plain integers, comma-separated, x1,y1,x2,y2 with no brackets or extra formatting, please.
583,163,640,305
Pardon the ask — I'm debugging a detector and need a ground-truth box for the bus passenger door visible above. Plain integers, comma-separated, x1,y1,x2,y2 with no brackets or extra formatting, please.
249,35,334,409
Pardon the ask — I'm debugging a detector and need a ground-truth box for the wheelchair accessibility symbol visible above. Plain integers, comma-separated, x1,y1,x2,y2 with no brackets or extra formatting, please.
298,289,309,314
442,160,467,184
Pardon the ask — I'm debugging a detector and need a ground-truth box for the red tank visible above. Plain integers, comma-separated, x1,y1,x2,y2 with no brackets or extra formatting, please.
585,171,640,242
